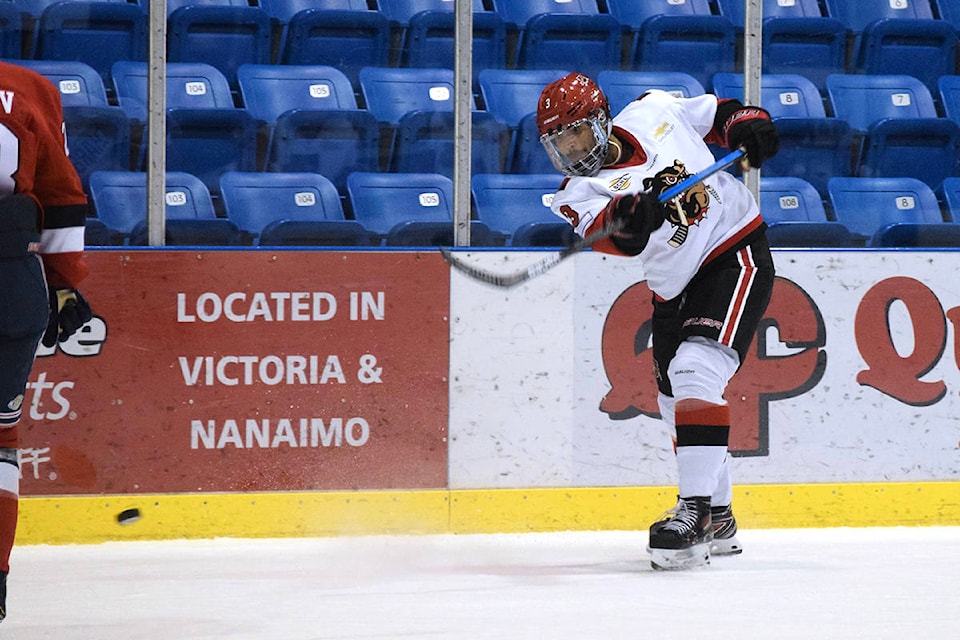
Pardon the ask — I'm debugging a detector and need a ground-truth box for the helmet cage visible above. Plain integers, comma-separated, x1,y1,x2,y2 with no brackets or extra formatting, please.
539,113,610,177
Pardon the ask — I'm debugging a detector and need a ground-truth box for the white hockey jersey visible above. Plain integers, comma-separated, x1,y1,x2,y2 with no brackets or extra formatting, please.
549,90,764,301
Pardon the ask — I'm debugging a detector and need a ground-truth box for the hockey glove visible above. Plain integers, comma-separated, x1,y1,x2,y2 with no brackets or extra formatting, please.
609,192,667,256
42,288,93,348
719,103,779,169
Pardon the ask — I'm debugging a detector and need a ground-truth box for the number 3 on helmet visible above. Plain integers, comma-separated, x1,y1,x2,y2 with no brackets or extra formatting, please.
536,73,612,178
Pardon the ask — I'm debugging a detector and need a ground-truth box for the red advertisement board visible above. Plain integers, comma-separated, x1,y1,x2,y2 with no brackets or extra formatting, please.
21,251,450,495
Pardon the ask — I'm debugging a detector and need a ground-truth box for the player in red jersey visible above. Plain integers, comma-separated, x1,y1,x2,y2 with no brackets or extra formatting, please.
537,73,778,570
0,60,94,619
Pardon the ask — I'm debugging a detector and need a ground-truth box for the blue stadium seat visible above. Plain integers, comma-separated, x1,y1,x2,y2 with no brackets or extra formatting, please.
760,17,847,94
219,171,370,246
471,173,573,246
937,176,960,220
478,68,569,130
759,177,854,247
9,60,108,107
856,117,960,189
632,15,737,91
32,2,146,88
826,74,937,132
827,176,945,245
167,5,271,93
933,0,960,29
265,109,379,197
89,170,244,246
869,222,960,247
761,117,856,198
359,66,458,126
716,0,824,24
822,0,934,32
62,105,132,190
852,19,957,96
164,0,251,13
277,9,390,95
514,13,620,78
764,221,854,247
938,75,960,123
391,110,505,176
165,108,259,198
493,0,601,32
402,9,507,88
597,70,704,113
237,64,358,126
510,112,556,174
347,172,494,246
711,72,826,118
605,0,713,62
0,2,21,59
111,61,235,126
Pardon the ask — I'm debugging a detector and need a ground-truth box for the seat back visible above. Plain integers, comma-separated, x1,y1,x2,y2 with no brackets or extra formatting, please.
869,222,960,247
378,0,488,27
597,70,704,114
938,176,960,221
633,15,737,90
823,0,933,33
112,61,234,124
510,112,558,174
259,0,373,24
759,176,829,224
764,221,854,247
0,2,21,59
760,17,847,93
827,176,943,241
89,170,217,236
165,0,252,13
392,110,505,176
938,75,960,123
266,109,380,195
220,171,346,232
62,105,131,189
854,19,958,95
716,0,823,24
403,10,507,84
238,64,358,125
826,74,937,131
478,68,569,129
279,9,390,93
934,0,960,29
494,0,600,31
761,117,855,198
347,172,454,238
471,173,564,242
165,108,259,195
711,72,826,118
359,67,458,126
33,2,146,84
515,14,620,78
10,60,109,107
167,5,271,92
857,118,960,189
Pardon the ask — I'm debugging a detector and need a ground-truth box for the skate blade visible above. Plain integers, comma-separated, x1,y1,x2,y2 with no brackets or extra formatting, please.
710,536,743,556
650,543,710,571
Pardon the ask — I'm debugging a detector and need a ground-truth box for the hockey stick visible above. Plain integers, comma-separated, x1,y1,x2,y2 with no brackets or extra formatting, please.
440,147,746,288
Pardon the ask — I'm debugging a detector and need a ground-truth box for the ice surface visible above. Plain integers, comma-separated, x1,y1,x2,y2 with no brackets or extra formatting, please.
3,527,958,639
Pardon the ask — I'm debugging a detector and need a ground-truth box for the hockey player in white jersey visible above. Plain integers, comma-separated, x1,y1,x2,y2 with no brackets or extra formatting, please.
536,73,778,570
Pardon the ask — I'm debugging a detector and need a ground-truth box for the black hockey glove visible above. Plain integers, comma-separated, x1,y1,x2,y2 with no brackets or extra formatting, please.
42,288,93,348
717,101,779,169
609,192,667,256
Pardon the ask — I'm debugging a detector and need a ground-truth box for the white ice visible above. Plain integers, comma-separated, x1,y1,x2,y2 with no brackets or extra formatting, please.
3,527,958,639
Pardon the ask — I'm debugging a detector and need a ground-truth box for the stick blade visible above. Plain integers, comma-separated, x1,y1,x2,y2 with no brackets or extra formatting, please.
439,247,531,288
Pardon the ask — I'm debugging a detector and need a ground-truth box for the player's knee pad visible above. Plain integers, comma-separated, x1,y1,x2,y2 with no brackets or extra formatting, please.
668,337,739,405
0,448,18,498
657,392,675,428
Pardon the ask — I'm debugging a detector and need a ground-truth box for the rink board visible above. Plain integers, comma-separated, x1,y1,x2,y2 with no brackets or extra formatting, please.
17,248,960,543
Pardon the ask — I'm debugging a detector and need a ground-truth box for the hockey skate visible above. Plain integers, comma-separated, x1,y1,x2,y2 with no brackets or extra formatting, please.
648,496,712,570
710,504,743,556
0,570,6,622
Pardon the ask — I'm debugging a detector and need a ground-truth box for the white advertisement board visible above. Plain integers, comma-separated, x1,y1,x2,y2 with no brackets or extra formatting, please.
449,250,960,489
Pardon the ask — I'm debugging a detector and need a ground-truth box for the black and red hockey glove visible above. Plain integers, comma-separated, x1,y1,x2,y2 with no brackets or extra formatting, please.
608,192,667,255
716,100,779,169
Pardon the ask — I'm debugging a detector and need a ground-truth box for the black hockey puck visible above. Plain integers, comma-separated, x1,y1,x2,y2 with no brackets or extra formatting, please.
116,508,141,525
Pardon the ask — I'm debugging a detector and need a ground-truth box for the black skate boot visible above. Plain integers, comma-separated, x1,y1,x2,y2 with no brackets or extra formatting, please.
0,570,6,622
649,496,712,570
710,504,743,556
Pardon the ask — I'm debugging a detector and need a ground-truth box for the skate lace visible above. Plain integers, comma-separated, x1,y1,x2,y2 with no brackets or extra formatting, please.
661,500,699,533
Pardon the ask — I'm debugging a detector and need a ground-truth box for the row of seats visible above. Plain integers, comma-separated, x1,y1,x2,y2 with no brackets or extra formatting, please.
32,56,960,211
6,0,960,101
84,170,573,248
84,169,960,250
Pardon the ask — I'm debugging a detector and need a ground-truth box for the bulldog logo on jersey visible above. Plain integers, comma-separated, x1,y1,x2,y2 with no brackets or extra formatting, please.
642,159,710,247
